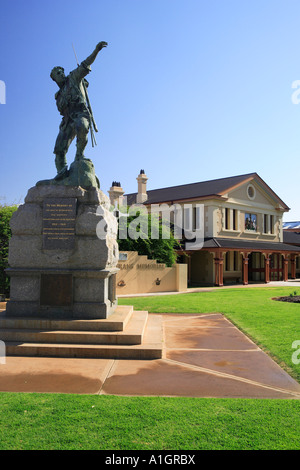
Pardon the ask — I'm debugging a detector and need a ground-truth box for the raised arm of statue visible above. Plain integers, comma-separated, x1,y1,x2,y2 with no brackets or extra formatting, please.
84,41,108,67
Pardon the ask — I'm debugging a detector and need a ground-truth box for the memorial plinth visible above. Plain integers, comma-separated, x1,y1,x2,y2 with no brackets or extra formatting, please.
6,184,119,319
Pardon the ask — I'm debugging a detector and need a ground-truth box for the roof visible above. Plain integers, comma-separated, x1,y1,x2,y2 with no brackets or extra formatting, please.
199,237,300,252
125,172,289,209
283,222,300,230
283,231,300,246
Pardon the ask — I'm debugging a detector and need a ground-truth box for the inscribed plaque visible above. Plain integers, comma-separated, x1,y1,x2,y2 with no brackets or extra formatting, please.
42,198,77,249
40,273,73,307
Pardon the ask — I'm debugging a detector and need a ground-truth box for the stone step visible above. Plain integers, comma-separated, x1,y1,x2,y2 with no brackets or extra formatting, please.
4,315,163,359
0,305,133,332
0,311,148,346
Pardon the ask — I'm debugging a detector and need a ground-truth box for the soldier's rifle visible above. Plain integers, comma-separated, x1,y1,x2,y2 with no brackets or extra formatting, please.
72,43,98,147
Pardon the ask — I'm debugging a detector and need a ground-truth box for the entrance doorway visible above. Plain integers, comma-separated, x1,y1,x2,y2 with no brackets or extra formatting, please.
248,252,265,282
270,253,283,281
248,252,284,282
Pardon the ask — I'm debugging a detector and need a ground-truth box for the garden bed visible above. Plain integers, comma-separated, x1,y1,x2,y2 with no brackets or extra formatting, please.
274,295,300,303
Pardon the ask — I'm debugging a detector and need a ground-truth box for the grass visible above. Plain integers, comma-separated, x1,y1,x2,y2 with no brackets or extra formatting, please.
0,286,300,450
0,394,300,450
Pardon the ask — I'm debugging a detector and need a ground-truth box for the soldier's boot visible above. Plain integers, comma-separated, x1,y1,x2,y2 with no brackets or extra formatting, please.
54,153,68,180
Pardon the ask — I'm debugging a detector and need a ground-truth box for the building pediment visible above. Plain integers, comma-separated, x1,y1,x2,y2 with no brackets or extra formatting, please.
220,174,289,212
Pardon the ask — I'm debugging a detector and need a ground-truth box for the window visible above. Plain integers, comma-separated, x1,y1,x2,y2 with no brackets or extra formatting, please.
270,215,274,234
245,213,257,231
184,207,191,231
225,208,230,229
263,214,275,234
225,252,231,271
233,209,237,231
224,209,238,231
247,184,256,200
234,251,239,271
264,214,268,233
193,207,197,231
225,252,239,271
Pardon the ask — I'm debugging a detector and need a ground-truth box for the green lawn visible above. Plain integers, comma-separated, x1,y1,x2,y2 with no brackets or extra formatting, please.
0,394,299,450
0,286,299,450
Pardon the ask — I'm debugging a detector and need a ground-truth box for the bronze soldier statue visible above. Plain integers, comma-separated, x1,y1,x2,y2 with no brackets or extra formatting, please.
50,41,107,180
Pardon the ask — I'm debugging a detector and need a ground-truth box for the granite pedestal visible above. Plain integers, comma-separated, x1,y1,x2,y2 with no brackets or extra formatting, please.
6,185,119,319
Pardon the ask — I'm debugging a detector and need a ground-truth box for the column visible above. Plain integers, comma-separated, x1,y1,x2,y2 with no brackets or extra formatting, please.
291,255,296,280
218,257,224,287
264,254,270,283
187,255,192,286
242,252,249,285
214,253,224,287
283,255,289,282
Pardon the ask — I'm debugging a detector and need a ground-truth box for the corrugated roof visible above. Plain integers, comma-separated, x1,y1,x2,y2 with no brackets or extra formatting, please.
283,222,300,229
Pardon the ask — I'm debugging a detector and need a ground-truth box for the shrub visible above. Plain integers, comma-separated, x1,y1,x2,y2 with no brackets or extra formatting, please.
117,209,178,267
0,205,18,296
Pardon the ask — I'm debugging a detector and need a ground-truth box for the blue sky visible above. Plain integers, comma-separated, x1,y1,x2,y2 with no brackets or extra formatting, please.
0,0,300,220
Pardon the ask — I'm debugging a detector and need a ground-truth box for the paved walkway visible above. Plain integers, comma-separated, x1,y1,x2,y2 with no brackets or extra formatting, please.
0,312,299,398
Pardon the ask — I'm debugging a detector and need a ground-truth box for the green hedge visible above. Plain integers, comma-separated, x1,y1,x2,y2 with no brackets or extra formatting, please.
0,205,18,296
117,211,178,267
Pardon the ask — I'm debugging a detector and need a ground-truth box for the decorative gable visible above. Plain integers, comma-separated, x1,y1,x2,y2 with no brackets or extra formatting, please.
222,176,289,213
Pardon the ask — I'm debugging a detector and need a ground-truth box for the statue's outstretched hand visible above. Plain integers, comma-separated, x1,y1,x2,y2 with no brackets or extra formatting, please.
96,41,108,51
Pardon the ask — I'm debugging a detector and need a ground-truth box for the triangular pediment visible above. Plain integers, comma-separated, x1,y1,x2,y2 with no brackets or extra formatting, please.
221,174,289,212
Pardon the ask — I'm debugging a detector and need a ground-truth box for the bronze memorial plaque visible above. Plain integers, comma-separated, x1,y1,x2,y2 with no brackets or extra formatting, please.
40,273,73,307
42,198,77,250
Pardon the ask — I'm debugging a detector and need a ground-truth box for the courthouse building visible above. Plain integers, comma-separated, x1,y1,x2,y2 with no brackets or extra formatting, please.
109,171,300,287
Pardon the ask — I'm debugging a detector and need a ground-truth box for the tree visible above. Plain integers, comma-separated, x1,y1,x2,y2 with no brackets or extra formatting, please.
0,205,18,296
117,208,178,267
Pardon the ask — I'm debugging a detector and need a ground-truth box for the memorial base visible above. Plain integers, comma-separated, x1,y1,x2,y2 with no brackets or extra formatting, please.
5,185,119,319
6,267,118,319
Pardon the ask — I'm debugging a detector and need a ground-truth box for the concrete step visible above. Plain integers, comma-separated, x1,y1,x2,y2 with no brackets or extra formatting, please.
0,311,148,346
0,305,133,332
4,314,163,359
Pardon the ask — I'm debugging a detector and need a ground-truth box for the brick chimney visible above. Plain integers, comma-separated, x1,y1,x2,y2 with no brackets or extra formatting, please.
108,181,124,206
136,169,148,203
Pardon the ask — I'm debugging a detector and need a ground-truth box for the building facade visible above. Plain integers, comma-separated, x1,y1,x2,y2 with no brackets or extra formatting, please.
109,171,300,287
283,223,300,277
